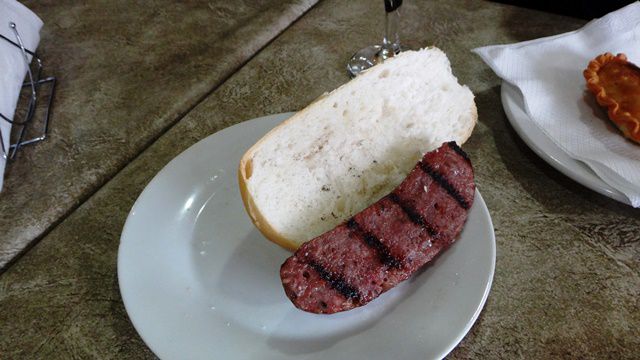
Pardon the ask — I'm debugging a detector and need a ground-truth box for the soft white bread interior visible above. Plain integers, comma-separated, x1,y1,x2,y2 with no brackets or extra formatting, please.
238,47,476,251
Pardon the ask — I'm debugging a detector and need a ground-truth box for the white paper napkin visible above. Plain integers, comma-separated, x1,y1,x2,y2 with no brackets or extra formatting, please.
473,2,640,207
0,0,43,192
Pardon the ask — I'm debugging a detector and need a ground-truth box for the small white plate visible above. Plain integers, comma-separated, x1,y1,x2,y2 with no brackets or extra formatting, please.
501,82,630,205
118,113,496,360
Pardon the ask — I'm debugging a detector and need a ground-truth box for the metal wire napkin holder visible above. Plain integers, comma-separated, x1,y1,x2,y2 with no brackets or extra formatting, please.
0,21,56,160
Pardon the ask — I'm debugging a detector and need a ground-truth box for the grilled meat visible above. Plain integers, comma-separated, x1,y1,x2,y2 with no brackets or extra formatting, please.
280,142,475,314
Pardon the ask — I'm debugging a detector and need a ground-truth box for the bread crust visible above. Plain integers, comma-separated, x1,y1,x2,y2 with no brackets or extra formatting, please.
238,160,298,251
238,94,331,251
461,102,478,144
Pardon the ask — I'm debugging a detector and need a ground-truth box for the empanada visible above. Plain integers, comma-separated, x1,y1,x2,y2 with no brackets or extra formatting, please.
584,53,640,144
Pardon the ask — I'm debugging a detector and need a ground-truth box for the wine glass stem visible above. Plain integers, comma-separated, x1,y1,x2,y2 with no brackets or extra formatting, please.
382,4,400,54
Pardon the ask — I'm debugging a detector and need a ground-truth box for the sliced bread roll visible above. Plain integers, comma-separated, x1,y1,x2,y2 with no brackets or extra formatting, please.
238,47,476,251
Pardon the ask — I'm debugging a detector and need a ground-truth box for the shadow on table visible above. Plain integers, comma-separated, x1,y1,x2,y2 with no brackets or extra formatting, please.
496,3,586,43
491,0,633,20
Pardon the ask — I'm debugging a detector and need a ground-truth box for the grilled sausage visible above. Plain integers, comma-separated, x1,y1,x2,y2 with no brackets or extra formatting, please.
280,142,475,314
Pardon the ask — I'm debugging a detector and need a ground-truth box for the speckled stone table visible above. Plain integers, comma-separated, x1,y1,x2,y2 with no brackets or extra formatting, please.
0,0,318,269
1,0,638,358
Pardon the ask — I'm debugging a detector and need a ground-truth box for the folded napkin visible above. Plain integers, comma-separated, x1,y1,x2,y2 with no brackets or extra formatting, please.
473,2,640,207
0,0,43,192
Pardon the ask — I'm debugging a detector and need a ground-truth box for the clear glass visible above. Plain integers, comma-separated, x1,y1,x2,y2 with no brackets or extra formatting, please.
347,0,404,77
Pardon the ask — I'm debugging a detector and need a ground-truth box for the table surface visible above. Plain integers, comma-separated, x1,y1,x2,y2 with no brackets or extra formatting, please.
1,0,638,358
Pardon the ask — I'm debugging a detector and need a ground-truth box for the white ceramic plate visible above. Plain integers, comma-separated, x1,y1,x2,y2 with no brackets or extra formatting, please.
118,113,496,360
501,82,630,205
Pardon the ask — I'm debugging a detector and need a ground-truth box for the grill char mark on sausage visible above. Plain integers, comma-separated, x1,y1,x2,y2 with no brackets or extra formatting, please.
346,218,402,269
388,192,438,237
418,161,470,210
307,261,361,301
447,141,470,163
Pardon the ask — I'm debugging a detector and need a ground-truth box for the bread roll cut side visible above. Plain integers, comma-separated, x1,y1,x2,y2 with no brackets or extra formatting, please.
238,47,477,250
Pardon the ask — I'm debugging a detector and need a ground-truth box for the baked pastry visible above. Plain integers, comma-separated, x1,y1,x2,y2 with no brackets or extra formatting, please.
584,53,640,144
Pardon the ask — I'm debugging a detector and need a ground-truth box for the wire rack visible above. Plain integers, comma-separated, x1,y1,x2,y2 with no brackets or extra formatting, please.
0,21,56,160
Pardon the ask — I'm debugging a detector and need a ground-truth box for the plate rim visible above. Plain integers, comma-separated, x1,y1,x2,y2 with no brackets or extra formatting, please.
117,112,296,358
500,82,630,205
118,113,496,360
437,189,496,360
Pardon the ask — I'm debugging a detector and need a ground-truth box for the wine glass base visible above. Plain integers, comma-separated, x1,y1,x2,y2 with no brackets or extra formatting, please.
347,44,400,78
